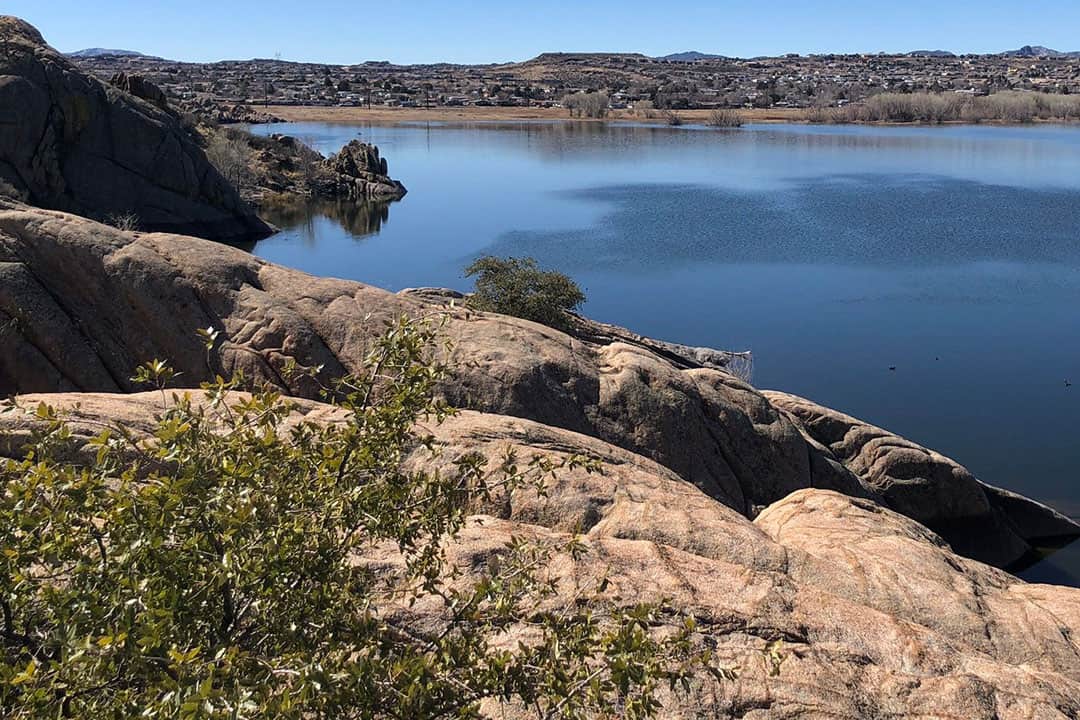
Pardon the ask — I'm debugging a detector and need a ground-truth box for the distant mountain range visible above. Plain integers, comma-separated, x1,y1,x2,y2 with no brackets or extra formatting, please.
905,50,956,58
657,46,1080,61
67,48,146,58
656,51,728,62
65,44,1080,67
1004,45,1080,58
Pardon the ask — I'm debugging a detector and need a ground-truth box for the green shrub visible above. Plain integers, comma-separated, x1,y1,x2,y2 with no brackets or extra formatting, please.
465,256,586,331
0,317,717,718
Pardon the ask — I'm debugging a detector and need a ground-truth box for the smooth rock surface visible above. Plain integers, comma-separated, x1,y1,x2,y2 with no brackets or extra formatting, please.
2,391,1078,719
0,16,270,242
0,201,1075,571
766,390,1080,568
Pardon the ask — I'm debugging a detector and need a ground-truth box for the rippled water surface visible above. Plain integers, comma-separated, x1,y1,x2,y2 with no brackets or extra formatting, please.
249,120,1080,585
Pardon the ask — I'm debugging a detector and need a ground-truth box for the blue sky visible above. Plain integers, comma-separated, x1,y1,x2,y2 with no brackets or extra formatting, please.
8,0,1080,64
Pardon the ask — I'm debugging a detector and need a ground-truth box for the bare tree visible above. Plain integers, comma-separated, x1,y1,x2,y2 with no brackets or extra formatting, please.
707,109,743,128
562,91,610,119
663,109,684,126
105,212,141,232
205,129,255,191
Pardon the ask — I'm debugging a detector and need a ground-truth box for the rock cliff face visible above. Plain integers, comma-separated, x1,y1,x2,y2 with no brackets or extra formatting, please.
0,16,271,242
1,391,1078,719
107,71,168,109
0,201,1075,573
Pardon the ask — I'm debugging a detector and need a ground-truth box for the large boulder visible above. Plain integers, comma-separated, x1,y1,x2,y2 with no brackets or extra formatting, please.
0,16,271,242
319,140,407,201
1,391,1078,719
0,201,1075,571
237,133,406,205
107,71,168,109
766,391,1080,567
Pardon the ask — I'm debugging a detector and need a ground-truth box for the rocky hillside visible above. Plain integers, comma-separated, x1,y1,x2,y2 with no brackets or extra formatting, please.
0,16,271,243
1,200,1076,576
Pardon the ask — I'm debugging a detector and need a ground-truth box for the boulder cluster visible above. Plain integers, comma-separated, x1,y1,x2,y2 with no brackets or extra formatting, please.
244,133,407,204
319,139,408,201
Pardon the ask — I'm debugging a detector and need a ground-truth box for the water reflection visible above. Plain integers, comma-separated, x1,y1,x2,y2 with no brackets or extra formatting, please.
259,198,392,242
486,177,1080,270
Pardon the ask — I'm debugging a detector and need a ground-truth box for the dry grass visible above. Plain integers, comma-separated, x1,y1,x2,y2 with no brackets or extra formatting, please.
263,97,1080,130
264,104,805,126
105,212,141,232
804,91,1080,125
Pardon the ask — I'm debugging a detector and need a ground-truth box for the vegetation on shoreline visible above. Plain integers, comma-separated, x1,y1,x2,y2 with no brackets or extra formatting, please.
706,109,744,128
465,256,586,331
562,91,611,119
804,91,1080,124
263,96,1080,129
0,318,719,718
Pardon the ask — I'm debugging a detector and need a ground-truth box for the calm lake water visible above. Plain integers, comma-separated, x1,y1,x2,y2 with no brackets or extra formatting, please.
249,120,1080,586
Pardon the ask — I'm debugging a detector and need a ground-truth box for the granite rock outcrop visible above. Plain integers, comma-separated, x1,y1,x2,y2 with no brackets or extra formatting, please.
1,391,1078,719
0,200,1074,571
0,16,271,242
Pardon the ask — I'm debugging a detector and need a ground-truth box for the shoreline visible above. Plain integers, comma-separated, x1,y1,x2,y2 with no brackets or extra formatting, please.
260,104,1079,128
261,105,803,125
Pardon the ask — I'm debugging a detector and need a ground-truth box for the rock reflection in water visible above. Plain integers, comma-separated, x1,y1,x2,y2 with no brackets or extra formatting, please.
258,198,391,241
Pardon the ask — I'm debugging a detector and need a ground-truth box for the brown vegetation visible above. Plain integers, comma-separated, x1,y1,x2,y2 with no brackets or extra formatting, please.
264,104,804,125
707,108,744,128
561,90,611,118
806,91,1080,124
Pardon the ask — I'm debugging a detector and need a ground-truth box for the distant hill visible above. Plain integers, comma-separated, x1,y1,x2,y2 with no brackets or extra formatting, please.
1003,45,1080,58
906,50,956,58
526,52,650,62
67,48,146,58
657,51,728,62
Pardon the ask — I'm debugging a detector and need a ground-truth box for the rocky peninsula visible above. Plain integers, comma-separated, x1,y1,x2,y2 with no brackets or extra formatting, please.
1,15,1079,719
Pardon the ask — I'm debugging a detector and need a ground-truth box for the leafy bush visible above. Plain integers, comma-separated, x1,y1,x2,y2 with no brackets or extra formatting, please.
465,256,586,331
0,317,718,718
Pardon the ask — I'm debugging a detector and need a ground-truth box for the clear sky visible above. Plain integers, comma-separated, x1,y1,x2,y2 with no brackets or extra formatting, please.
7,0,1080,64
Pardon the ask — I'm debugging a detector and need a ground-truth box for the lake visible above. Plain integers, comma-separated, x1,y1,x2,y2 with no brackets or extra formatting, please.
248,120,1080,586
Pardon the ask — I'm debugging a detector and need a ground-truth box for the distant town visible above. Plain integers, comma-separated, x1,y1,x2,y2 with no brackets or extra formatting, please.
71,46,1080,118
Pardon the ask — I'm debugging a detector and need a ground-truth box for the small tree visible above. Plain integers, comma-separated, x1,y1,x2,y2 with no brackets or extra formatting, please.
205,128,254,192
465,256,586,331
